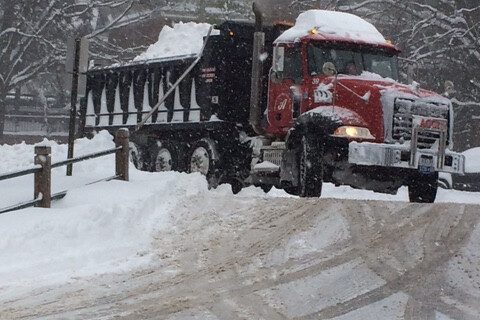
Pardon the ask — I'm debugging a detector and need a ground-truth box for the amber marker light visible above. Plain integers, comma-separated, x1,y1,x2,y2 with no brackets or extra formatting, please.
332,126,375,140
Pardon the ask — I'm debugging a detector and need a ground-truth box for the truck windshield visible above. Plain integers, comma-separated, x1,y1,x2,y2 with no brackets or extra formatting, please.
308,43,399,80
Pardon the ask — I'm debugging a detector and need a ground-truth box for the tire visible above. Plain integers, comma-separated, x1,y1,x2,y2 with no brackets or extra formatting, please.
408,172,438,203
152,140,180,172
260,184,273,193
230,178,244,195
188,139,221,188
438,178,451,189
299,135,323,198
284,187,299,196
129,142,148,171
438,173,452,189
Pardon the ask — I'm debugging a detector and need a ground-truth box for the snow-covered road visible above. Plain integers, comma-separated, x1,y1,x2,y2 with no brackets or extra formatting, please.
2,197,479,319
1,133,479,319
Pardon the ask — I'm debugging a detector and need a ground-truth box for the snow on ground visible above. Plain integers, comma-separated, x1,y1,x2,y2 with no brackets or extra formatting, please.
260,258,386,318
0,131,479,298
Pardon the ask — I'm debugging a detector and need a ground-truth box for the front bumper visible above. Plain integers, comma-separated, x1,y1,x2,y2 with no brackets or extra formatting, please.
349,142,465,175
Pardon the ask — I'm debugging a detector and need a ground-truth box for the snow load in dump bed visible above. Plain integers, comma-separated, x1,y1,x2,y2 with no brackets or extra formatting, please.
91,22,218,70
134,22,218,62
275,10,389,46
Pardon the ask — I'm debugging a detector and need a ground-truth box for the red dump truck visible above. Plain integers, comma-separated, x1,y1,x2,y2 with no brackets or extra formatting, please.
81,4,465,203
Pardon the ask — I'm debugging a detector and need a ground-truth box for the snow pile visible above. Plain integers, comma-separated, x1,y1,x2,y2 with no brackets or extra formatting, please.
134,22,215,61
276,10,386,44
0,132,211,289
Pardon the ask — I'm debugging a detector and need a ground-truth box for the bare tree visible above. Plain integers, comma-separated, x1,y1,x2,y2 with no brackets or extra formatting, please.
0,0,150,139
338,0,479,102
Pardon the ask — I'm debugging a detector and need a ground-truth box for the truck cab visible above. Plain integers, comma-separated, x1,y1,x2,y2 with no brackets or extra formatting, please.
265,38,400,139
251,9,465,202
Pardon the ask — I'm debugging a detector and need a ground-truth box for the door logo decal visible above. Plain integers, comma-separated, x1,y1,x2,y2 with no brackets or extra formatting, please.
277,98,288,111
314,83,333,103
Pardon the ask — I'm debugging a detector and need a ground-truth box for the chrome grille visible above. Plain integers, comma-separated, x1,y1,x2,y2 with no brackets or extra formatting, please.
263,149,283,167
262,142,286,167
392,98,449,149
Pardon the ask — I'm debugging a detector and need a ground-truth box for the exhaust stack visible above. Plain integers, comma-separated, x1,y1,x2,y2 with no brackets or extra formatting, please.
249,2,266,135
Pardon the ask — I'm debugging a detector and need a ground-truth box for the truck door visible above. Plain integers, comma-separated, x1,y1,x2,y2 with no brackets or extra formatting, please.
267,44,303,135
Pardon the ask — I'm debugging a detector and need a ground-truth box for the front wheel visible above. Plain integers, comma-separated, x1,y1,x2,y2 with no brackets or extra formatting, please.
299,135,323,198
408,172,438,203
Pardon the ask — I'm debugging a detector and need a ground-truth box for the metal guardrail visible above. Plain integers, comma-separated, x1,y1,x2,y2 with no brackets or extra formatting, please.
0,129,130,215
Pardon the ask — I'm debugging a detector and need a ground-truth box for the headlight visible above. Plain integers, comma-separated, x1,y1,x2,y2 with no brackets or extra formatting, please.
333,126,375,140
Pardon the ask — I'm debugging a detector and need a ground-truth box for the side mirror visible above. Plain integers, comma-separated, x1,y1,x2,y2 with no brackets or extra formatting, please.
270,69,282,84
323,62,337,76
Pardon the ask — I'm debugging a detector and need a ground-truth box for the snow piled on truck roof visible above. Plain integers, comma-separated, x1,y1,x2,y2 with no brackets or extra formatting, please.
134,22,217,61
276,10,387,45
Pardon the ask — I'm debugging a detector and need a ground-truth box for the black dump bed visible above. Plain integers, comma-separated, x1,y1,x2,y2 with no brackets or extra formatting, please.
81,21,285,133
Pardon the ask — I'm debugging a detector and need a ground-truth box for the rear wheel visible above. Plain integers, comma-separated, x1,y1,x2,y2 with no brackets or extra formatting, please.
299,135,323,198
283,186,300,196
152,141,179,172
189,139,221,188
229,178,244,195
129,142,148,171
408,172,438,203
260,184,273,193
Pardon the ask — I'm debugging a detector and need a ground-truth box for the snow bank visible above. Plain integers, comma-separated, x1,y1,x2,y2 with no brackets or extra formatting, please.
276,10,386,44
134,22,215,61
0,132,211,289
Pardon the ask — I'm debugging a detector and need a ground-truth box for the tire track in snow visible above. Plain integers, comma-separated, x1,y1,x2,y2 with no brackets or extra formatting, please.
2,199,480,320
303,205,479,320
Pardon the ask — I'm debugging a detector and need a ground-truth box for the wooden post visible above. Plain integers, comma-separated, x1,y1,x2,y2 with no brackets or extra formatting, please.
115,128,130,181
66,38,80,176
34,146,52,208
66,37,89,176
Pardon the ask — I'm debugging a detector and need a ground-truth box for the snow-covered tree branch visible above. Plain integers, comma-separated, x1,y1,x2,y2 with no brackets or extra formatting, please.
337,0,479,103
0,0,153,139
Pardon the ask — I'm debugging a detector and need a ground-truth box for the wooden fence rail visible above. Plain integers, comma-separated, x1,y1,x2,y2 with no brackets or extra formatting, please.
0,129,129,215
